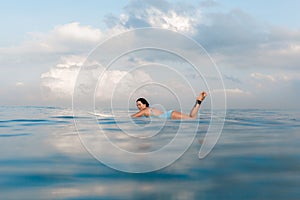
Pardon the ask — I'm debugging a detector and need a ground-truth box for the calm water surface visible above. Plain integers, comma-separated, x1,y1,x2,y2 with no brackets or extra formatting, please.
0,106,300,200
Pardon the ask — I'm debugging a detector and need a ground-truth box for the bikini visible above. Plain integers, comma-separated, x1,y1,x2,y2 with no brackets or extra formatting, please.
150,108,173,119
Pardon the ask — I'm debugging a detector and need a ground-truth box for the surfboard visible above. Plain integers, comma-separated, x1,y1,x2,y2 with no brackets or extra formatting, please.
88,112,114,118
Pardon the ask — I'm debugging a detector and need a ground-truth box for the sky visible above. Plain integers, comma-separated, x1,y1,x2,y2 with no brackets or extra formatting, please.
0,0,300,109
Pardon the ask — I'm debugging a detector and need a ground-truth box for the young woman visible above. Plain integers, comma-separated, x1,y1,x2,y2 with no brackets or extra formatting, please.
131,92,207,120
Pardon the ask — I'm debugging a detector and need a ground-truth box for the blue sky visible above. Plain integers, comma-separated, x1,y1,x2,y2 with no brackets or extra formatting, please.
0,0,299,109
214,0,300,28
0,0,127,45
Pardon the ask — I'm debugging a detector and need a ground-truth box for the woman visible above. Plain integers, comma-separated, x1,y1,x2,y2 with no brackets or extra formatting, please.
131,92,207,119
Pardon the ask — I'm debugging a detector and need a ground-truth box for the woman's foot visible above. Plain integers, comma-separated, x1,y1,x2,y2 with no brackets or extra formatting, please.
190,91,207,118
197,91,207,101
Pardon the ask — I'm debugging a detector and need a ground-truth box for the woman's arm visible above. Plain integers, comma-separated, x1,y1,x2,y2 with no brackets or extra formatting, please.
131,108,150,118
131,110,145,118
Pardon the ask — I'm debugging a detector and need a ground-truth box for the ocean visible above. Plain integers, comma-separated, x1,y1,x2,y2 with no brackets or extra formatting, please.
0,106,300,200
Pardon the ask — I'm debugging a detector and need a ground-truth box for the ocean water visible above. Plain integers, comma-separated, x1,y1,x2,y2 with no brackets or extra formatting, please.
0,106,300,200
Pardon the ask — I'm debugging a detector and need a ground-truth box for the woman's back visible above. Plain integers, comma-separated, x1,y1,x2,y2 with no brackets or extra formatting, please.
150,107,163,117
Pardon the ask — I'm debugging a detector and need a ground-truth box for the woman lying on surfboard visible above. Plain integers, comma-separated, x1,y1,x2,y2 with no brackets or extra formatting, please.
131,92,207,120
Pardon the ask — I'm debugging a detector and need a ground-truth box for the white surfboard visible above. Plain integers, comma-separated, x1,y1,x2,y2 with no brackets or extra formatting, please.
88,112,114,118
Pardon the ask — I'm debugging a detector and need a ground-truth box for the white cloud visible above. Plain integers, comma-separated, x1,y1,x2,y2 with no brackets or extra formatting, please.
212,88,250,95
15,82,25,87
226,88,250,95
51,22,102,43
27,22,103,53
40,56,82,99
96,69,154,105
251,73,276,82
40,55,153,103
0,22,104,65
145,7,200,34
35,2,300,109
1,0,300,109
102,0,300,73
249,72,300,93
105,0,201,35
250,72,297,83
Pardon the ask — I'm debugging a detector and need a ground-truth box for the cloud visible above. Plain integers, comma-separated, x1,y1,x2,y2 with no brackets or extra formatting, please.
212,88,250,95
250,72,296,83
144,7,200,34
2,0,300,109
40,55,153,105
11,22,102,54
15,82,25,87
51,22,102,43
38,0,300,109
226,88,250,95
251,73,277,82
103,0,300,72
31,22,102,53
3,0,299,71
249,72,300,93
186,8,300,71
96,68,153,103
194,9,268,52
105,0,201,34
40,55,83,99
0,22,106,74
223,74,242,84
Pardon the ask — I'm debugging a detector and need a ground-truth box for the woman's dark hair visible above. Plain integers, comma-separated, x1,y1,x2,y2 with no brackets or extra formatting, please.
136,98,149,107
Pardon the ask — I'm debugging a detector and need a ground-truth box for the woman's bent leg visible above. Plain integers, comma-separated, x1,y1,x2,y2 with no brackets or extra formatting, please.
171,111,191,119
171,92,207,120
189,92,207,118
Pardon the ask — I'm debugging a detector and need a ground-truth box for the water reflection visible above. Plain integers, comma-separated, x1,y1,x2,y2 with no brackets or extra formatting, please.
1,107,300,199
